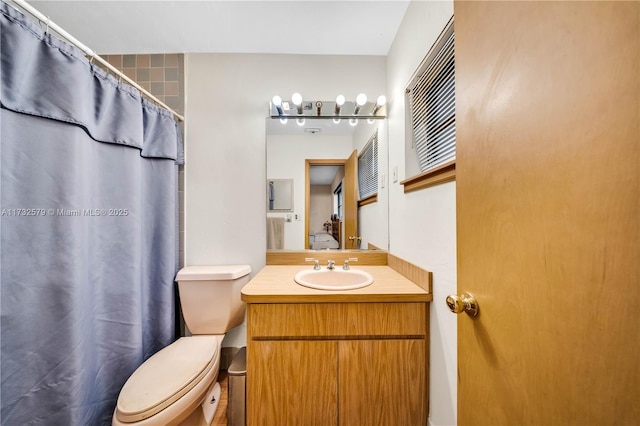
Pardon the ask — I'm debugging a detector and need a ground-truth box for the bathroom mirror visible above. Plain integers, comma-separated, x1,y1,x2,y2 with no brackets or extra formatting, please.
267,179,294,212
266,118,389,251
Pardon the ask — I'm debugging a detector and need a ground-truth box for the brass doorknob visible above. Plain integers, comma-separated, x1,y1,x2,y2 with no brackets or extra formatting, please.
446,292,479,317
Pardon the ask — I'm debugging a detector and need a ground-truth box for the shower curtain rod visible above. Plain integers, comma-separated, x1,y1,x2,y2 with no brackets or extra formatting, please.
9,0,185,122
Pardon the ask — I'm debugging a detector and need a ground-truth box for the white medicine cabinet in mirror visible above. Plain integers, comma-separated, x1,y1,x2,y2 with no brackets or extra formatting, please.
266,118,389,251
267,179,294,212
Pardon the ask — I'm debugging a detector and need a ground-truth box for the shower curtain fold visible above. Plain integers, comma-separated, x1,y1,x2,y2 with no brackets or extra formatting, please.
1,2,183,424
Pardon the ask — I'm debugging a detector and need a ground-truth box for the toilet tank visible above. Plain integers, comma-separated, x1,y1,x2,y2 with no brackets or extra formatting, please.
175,265,251,335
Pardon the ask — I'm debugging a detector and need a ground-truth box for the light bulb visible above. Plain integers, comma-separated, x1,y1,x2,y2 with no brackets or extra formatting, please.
350,118,358,126
296,118,306,126
280,117,288,124
272,95,284,116
372,95,387,115
335,95,345,115
333,117,341,124
292,93,303,106
356,93,368,106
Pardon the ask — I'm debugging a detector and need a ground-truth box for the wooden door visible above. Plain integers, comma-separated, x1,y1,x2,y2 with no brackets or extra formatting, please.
343,150,359,249
455,1,639,425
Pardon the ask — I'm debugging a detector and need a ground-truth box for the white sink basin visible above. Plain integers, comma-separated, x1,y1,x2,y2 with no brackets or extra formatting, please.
294,268,374,291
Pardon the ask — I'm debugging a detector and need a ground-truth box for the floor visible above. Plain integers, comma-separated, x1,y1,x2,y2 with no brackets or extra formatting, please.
212,370,228,426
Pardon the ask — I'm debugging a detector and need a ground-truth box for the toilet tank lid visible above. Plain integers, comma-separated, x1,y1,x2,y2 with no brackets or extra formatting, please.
176,265,251,281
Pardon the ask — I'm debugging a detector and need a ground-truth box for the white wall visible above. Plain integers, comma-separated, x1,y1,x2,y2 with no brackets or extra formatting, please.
386,2,457,426
309,185,332,234
184,54,386,346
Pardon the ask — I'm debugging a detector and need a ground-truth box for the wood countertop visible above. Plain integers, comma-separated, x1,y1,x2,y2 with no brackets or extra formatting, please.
241,265,433,303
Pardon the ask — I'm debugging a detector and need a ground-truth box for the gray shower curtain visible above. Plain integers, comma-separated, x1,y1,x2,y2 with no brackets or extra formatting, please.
1,2,183,424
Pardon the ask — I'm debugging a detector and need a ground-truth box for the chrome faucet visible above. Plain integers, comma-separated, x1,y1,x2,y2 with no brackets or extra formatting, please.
305,258,320,270
343,257,358,270
327,260,335,270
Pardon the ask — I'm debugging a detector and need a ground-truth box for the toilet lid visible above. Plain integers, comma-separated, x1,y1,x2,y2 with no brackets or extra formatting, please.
116,336,218,423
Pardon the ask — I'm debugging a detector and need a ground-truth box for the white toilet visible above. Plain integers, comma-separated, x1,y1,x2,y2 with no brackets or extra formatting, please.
112,265,251,426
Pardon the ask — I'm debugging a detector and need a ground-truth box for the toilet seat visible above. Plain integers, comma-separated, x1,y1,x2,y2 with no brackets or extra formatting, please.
115,336,218,423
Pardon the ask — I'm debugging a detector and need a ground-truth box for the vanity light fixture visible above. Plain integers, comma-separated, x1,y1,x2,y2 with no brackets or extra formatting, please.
292,92,303,114
353,93,368,115
268,93,386,120
335,95,345,114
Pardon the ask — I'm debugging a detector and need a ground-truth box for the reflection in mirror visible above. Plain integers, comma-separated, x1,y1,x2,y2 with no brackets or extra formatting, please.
266,118,389,251
307,160,346,250
267,179,294,212
309,164,343,249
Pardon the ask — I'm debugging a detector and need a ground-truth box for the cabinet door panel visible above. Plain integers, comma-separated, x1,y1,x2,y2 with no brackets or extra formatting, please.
339,339,426,426
247,340,338,426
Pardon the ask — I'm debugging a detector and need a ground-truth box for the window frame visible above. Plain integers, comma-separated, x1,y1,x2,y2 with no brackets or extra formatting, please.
402,16,456,193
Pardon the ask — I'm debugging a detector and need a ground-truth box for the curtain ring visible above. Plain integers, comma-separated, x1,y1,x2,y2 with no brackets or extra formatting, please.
45,16,50,34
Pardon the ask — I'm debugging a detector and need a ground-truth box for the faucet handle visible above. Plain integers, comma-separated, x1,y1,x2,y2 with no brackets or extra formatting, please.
343,257,359,270
305,258,320,270
327,260,336,270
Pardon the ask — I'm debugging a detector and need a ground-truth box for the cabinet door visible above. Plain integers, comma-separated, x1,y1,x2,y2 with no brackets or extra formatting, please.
339,339,426,426
247,340,338,426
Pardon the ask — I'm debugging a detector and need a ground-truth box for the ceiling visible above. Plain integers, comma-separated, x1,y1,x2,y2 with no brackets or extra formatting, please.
27,0,410,56
310,165,343,185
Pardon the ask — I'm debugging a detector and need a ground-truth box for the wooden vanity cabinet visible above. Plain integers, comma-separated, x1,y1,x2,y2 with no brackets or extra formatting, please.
245,302,429,426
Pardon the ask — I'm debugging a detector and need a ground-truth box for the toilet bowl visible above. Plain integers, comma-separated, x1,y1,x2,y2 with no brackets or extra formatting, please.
112,265,251,426
112,335,223,426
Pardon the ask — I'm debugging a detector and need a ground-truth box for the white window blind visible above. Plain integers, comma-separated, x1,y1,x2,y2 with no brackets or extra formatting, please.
407,22,455,172
358,130,378,199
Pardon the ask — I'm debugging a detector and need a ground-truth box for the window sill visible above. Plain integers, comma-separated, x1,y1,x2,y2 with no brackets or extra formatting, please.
358,194,378,207
400,160,456,193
